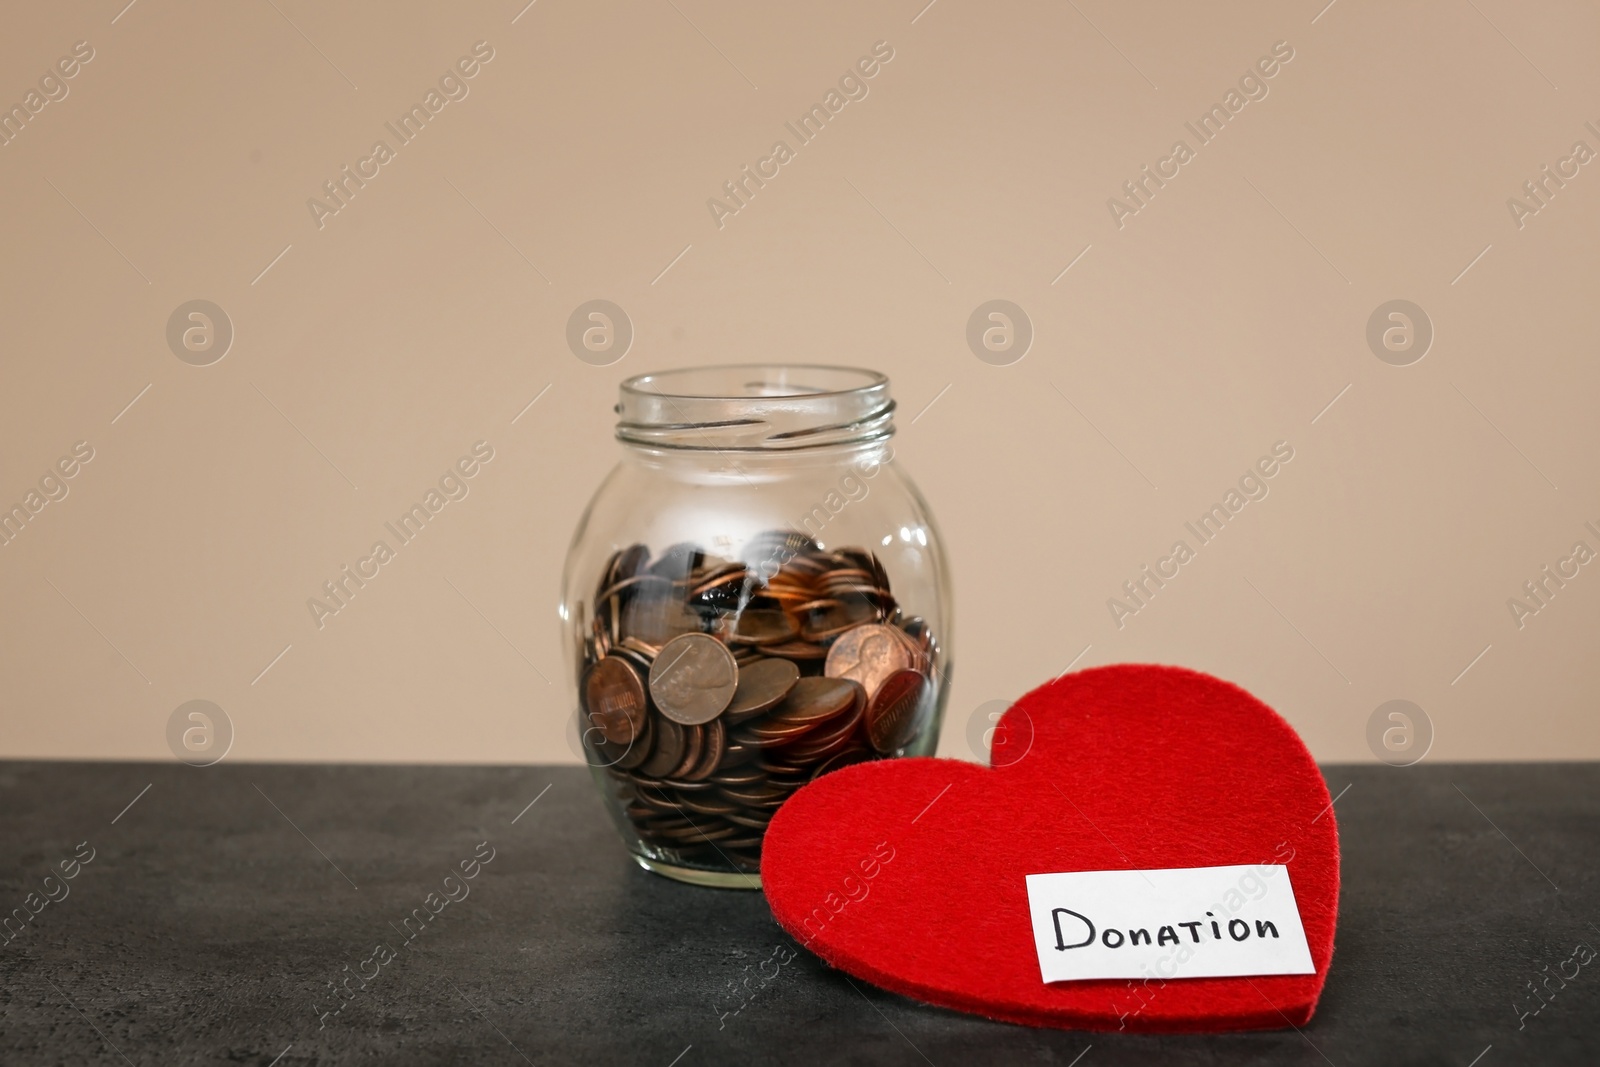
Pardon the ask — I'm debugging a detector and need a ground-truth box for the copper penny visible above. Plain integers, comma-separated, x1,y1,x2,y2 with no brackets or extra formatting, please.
771,676,861,725
587,732,629,768
583,656,648,746
759,587,813,607
649,633,739,725
717,738,757,768
732,721,809,748
741,529,818,567
647,541,705,580
656,776,717,793
723,809,773,830
724,657,800,723
729,609,799,646
718,782,790,807
639,717,686,778
780,707,865,759
598,549,623,593
622,594,703,647
759,640,828,662
811,745,876,780
801,598,879,640
619,636,661,660
740,678,861,751
630,784,684,812
617,716,656,767
741,718,837,748
825,623,917,699
606,713,653,771
866,668,926,754
689,569,749,614
677,788,739,816
681,718,726,781
690,562,748,592
598,571,673,604
776,701,864,758
709,765,765,787
670,722,705,778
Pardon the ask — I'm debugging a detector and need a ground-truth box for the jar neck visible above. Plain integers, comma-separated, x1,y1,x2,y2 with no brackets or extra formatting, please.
614,364,895,452
617,437,896,478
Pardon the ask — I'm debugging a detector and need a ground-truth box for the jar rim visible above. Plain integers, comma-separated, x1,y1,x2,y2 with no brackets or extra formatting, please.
615,364,895,451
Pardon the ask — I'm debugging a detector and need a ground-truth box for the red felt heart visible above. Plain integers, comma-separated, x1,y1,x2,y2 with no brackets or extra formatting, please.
762,664,1339,1032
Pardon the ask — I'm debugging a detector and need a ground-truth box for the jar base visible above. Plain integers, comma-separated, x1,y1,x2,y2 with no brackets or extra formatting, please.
632,853,763,890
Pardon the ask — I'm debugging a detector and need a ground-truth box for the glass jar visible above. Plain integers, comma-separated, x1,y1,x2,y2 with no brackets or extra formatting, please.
561,365,952,889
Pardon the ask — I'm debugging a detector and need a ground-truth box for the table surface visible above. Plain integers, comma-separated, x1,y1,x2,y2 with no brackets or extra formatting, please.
0,761,1595,1066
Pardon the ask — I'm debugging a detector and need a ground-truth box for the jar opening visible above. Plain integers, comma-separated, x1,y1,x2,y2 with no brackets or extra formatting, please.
616,364,895,451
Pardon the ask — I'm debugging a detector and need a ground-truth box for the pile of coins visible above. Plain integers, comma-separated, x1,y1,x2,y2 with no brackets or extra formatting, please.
577,530,938,873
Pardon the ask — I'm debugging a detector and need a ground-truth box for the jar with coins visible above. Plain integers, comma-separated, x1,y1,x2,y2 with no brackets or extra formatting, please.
562,365,951,888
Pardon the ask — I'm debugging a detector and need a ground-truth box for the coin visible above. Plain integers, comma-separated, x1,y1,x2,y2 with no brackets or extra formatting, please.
729,609,799,646
589,615,611,660
811,745,876,780
709,765,765,787
867,553,891,590
609,713,653,770
670,722,705,778
649,633,739,725
723,809,773,830
740,677,861,749
689,564,751,614
866,668,926,754
818,566,873,584
798,599,873,640
622,593,704,646
717,738,758,768
741,530,818,574
618,636,660,659
630,793,681,819
597,571,674,605
648,541,705,580
677,790,740,816
759,640,828,662
718,781,791,807
681,718,726,781
778,699,865,760
639,716,686,778
774,676,861,723
724,657,800,723
731,647,768,669
756,755,812,778
781,707,865,760
733,721,808,748
825,623,918,698
586,731,631,768
583,656,648,746
834,548,879,578
609,650,655,686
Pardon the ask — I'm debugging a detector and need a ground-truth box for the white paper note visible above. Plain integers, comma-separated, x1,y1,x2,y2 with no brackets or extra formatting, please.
1025,865,1315,983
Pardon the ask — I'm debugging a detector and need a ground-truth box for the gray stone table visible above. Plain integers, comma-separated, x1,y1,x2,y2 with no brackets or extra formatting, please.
0,762,1595,1065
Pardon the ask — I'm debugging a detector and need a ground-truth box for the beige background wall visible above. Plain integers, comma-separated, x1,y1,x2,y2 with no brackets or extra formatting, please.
2,0,1596,765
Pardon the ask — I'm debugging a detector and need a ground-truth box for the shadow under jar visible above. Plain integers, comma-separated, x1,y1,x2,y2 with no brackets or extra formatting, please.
562,365,952,889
